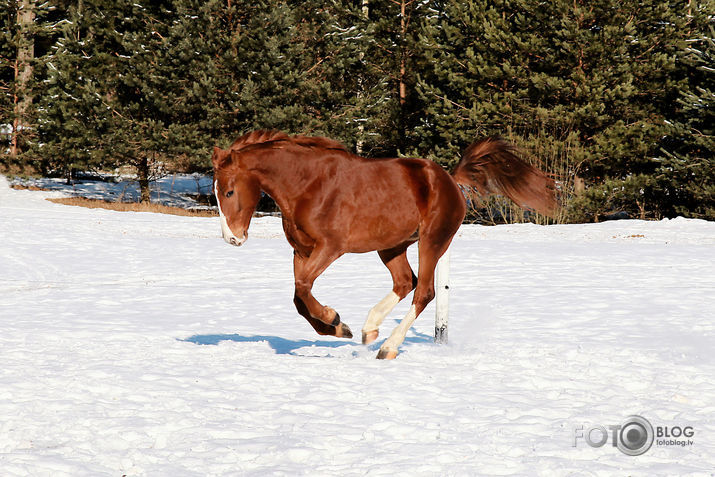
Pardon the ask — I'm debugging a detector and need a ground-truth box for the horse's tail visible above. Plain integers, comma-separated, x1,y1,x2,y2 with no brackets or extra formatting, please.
450,137,558,216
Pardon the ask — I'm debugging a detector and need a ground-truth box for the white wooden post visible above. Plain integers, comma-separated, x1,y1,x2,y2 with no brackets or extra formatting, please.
434,248,450,344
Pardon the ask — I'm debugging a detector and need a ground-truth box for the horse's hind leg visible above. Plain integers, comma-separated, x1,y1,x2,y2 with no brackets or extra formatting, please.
376,233,454,359
362,244,416,345
293,248,353,338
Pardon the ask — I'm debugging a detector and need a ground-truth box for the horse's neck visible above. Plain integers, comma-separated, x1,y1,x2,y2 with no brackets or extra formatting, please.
246,150,316,214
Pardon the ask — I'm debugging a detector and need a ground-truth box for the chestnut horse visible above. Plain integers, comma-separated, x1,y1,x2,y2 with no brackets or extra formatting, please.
212,130,556,359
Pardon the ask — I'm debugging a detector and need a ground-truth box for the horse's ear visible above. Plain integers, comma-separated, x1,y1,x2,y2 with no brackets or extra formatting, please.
211,146,222,168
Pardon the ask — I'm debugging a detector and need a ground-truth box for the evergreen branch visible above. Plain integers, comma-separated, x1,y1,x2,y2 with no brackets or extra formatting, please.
429,91,468,111
305,56,328,75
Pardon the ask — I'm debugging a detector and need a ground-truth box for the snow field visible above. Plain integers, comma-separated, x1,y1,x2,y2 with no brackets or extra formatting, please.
1,175,714,476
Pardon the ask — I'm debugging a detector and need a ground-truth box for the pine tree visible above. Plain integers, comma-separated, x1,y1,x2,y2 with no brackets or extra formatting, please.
285,0,381,152
281,0,419,155
33,1,104,177
177,1,347,145
37,0,221,200
358,0,427,156
180,0,394,155
416,0,703,221
14,0,710,218
658,18,714,219
571,1,711,220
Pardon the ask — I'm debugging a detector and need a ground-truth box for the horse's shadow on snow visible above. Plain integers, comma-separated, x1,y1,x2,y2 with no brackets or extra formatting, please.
181,329,434,355
181,333,354,355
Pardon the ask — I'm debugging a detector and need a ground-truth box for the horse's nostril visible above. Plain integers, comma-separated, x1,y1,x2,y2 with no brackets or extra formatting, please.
229,237,238,246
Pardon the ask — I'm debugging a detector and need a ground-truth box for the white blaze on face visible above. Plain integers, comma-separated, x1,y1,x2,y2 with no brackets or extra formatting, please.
215,180,246,246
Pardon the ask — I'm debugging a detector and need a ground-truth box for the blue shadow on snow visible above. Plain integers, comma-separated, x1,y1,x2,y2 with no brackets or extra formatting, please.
181,333,359,355
181,329,434,355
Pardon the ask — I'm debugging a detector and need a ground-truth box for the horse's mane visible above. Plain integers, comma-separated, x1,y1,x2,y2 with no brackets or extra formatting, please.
229,130,349,154
230,130,290,151
292,135,349,152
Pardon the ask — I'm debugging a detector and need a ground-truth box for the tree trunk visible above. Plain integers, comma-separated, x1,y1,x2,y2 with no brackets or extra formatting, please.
355,0,369,156
11,0,35,158
138,157,151,203
574,175,585,195
396,0,413,153
399,0,407,110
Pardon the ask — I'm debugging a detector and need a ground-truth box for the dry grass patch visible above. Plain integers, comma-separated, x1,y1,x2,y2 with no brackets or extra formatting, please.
11,184,48,191
47,197,218,217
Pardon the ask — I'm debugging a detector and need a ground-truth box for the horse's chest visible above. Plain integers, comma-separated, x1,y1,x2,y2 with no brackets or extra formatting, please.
282,217,316,256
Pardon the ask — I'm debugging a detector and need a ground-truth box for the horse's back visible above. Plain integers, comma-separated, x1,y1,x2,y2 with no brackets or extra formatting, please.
304,154,464,253
292,154,420,252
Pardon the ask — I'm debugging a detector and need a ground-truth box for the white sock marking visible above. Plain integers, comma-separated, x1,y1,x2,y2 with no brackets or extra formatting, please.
363,291,401,333
381,304,417,352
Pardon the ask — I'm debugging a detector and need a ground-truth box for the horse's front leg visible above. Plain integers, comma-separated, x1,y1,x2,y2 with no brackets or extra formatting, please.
293,248,352,339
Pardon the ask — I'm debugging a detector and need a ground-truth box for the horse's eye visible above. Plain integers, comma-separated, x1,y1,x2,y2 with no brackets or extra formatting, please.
226,190,234,198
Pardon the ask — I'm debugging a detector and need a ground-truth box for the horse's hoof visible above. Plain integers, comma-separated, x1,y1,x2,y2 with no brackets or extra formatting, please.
336,322,353,339
376,348,398,360
362,330,379,345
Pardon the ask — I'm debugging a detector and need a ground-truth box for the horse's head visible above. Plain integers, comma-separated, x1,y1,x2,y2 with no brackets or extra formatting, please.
211,146,261,247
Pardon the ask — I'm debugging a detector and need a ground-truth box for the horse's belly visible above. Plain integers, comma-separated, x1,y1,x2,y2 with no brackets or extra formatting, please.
345,214,419,253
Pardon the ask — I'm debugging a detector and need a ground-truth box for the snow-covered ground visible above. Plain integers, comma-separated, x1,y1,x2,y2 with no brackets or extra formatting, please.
1,174,714,476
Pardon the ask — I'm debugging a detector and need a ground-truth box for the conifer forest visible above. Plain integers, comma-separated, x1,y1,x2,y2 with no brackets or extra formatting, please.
1,1,713,222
